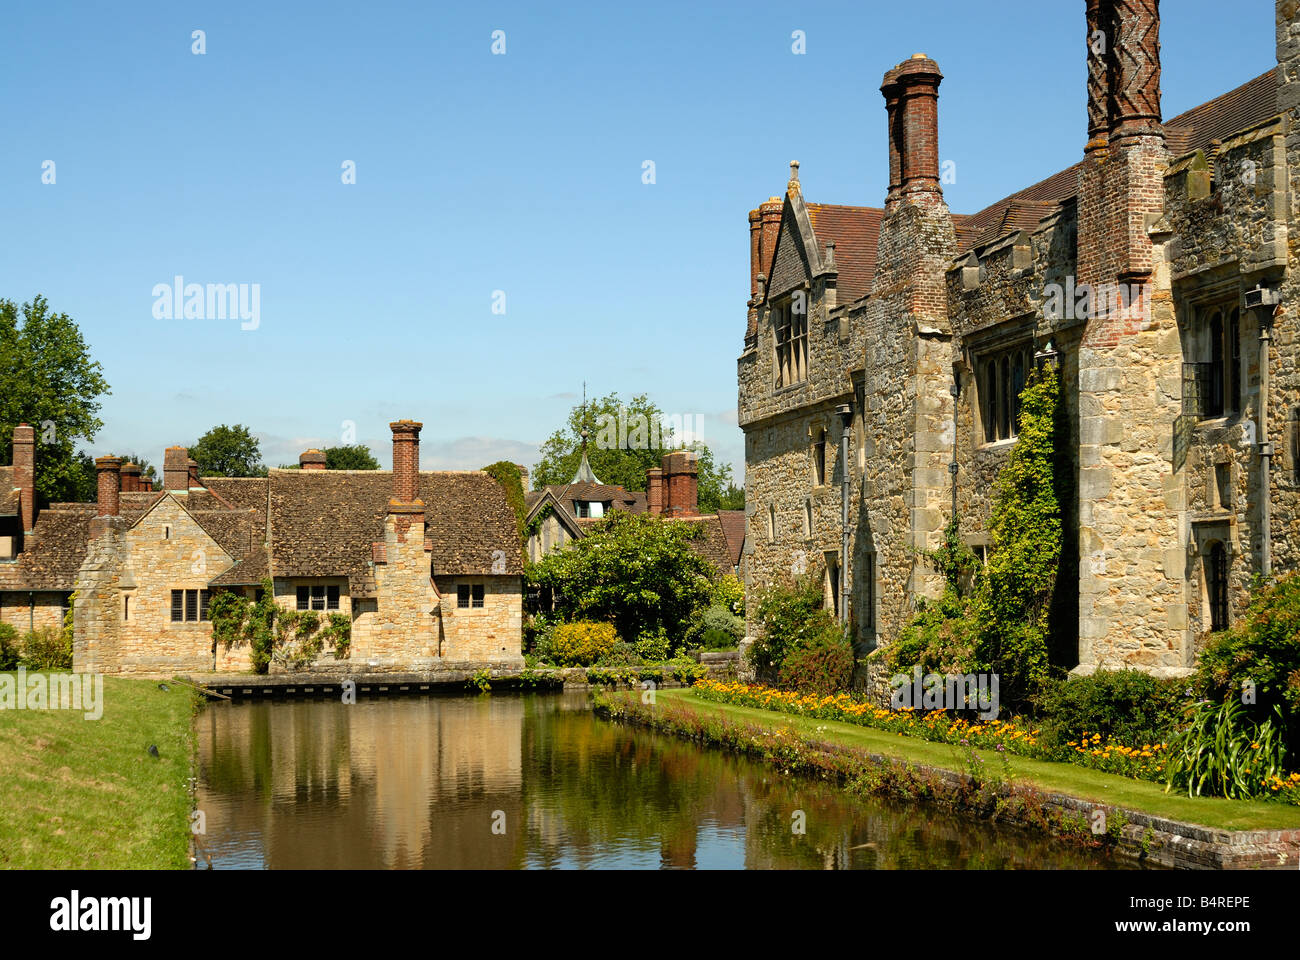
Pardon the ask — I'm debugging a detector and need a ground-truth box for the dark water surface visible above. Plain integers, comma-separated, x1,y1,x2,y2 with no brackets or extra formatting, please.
196,691,1139,869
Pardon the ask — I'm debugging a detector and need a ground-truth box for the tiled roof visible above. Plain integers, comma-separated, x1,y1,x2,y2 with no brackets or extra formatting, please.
536,481,648,518
673,514,734,575
0,466,16,517
717,510,746,569
806,203,884,305
954,70,1279,252
210,547,270,586
267,470,523,582
0,505,95,591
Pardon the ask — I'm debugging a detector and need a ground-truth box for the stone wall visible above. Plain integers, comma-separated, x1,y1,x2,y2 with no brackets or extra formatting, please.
434,576,524,663
0,592,66,635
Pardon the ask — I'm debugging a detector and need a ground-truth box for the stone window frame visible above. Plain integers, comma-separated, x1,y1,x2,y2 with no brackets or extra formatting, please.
809,422,828,489
1179,283,1245,425
772,293,809,390
803,498,813,537
965,317,1035,448
767,504,776,544
1288,406,1300,485
296,584,341,612
861,550,876,633
1190,523,1235,635
822,550,840,616
456,582,486,611
169,587,211,625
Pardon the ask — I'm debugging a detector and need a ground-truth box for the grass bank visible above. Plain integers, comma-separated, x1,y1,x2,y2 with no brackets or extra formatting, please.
0,674,197,869
644,688,1300,832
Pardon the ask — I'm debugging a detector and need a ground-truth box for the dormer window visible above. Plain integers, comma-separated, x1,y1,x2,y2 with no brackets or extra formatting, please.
774,296,809,387
573,500,605,519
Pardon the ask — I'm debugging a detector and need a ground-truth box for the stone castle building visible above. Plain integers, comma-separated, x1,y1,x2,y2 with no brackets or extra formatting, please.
740,0,1300,677
1,420,524,674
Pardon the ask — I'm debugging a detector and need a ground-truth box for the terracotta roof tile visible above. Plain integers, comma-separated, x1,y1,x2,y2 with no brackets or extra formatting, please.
717,510,746,569
806,204,884,305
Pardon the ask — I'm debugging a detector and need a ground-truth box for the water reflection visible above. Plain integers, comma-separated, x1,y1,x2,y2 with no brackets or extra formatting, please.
197,691,1138,870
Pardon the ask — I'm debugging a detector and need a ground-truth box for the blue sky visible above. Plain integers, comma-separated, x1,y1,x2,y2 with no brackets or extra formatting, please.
0,0,1276,482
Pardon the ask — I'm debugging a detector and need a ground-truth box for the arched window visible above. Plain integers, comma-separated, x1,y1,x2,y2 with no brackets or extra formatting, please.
813,427,827,486
1207,542,1230,632
1227,308,1241,414
998,355,1011,439
1207,310,1225,417
1292,407,1300,484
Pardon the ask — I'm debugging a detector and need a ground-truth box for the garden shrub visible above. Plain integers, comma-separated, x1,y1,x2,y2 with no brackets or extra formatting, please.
711,574,745,617
1195,571,1300,738
750,576,827,672
631,624,672,662
686,603,744,651
596,642,643,667
548,621,619,667
1164,699,1289,799
0,622,20,670
777,623,855,695
21,627,72,670
1032,669,1184,756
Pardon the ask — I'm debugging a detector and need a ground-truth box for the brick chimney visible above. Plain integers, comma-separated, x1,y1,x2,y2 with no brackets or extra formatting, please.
120,462,141,493
647,466,665,516
514,463,529,490
661,451,699,518
880,65,904,203
187,458,202,490
163,446,189,491
757,197,783,289
12,423,35,533
892,54,944,200
389,420,423,504
95,456,122,517
300,449,327,470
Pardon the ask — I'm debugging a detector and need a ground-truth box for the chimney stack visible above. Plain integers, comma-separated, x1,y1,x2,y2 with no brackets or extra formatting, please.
1107,0,1162,143
187,458,202,490
880,66,904,202
12,424,35,533
389,420,423,504
661,451,699,518
1086,0,1111,152
96,456,122,517
647,466,665,516
887,54,944,200
757,197,783,292
300,449,327,470
163,446,189,491
120,462,141,493
514,463,529,490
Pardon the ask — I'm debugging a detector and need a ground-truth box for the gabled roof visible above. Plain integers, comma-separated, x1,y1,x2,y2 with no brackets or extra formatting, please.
954,70,1279,253
805,203,884,305
717,510,746,569
264,469,523,581
0,504,95,591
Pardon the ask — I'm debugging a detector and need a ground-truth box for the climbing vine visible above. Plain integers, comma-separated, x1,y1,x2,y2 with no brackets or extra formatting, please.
208,579,351,674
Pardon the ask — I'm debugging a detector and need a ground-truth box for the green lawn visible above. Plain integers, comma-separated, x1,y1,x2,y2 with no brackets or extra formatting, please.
0,674,196,869
655,688,1300,832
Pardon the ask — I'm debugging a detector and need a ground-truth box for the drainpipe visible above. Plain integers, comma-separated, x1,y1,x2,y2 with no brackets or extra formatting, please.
836,403,853,625
1245,285,1279,579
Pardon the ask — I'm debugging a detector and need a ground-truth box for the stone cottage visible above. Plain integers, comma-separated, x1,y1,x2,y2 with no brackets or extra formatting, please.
1,419,524,674
740,0,1300,677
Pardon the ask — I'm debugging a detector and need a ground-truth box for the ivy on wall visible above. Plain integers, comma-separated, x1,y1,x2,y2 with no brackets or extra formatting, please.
208,579,351,674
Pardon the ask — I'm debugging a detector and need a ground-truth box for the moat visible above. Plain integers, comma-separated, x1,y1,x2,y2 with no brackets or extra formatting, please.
195,691,1140,869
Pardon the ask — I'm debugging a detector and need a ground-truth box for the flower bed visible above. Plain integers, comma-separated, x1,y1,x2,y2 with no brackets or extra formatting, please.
693,679,1171,786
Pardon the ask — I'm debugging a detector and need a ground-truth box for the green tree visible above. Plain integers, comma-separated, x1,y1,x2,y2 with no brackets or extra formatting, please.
325,444,380,470
531,392,740,512
0,296,111,506
530,511,715,647
190,424,267,477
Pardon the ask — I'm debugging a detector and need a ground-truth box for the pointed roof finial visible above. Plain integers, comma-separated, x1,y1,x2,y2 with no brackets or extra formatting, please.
788,160,800,195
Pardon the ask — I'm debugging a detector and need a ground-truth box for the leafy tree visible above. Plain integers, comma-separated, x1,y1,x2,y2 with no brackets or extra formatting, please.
325,444,379,470
190,424,267,477
0,296,111,506
717,481,745,511
530,511,715,647
532,392,740,512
